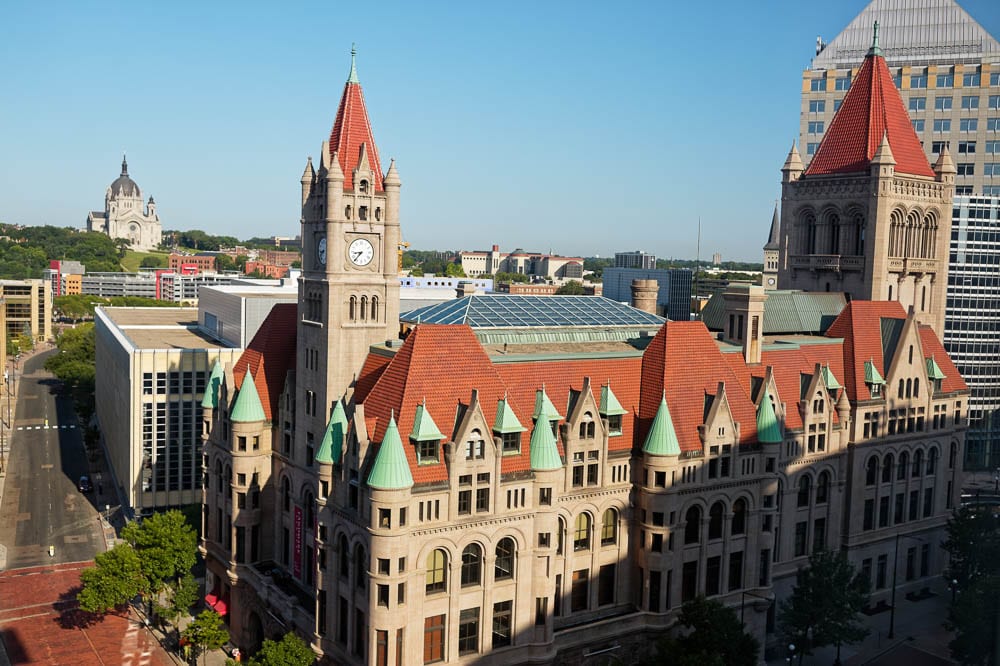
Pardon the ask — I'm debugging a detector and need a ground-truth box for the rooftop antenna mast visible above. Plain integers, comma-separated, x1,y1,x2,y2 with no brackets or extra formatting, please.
695,217,702,321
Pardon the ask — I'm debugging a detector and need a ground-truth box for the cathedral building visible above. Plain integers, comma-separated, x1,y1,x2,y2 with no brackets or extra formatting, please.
200,42,968,665
87,156,163,252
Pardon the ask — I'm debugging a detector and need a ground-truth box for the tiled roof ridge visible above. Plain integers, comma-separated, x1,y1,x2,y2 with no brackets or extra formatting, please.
328,67,384,192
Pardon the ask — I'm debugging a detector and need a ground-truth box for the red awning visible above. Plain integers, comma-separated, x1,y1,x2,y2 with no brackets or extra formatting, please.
205,593,218,607
213,599,228,616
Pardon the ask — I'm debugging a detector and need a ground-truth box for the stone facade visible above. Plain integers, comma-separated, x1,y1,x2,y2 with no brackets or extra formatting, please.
87,157,163,252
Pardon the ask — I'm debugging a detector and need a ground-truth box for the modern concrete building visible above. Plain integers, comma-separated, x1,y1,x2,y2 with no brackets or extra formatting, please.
614,251,656,270
0,279,52,343
801,0,1000,196
945,194,1000,469
195,49,970,665
198,282,299,349
95,307,243,514
44,260,86,297
81,272,158,299
86,156,163,251
601,267,692,321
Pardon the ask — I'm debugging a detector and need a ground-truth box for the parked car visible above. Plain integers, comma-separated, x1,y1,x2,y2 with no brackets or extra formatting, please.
78,475,93,493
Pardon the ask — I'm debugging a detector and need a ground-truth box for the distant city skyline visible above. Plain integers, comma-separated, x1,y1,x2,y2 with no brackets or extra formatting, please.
2,0,998,261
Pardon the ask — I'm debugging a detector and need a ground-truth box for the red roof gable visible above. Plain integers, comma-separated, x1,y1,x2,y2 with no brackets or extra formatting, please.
804,51,935,178
638,321,758,452
233,304,297,421
916,325,968,395
329,81,383,192
825,300,907,401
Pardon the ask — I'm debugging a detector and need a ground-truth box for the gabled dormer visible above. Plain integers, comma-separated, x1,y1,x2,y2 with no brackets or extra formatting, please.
317,400,348,466
599,382,628,437
926,356,946,395
566,378,603,445
883,311,926,405
700,382,737,480
533,387,563,437
449,391,499,517
410,399,444,467
864,358,886,398
799,365,833,454
493,395,527,456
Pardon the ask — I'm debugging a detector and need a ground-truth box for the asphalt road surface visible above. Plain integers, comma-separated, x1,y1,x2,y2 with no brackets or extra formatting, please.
0,350,105,569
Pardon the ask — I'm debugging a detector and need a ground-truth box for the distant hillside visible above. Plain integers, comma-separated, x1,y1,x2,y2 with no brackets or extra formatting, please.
0,224,124,278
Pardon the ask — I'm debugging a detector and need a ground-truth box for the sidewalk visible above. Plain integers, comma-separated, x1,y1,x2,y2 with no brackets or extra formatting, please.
765,578,954,665
136,603,235,666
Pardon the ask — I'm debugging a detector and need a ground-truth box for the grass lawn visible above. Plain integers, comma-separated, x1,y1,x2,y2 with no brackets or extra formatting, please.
121,249,170,272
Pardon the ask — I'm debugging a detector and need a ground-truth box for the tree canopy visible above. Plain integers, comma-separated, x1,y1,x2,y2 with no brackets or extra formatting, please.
121,509,198,591
778,550,870,660
249,632,316,666
555,280,585,295
77,543,146,613
645,597,759,666
944,506,1000,665
183,610,230,664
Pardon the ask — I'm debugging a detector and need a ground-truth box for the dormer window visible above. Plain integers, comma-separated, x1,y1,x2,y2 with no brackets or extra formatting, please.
607,414,622,436
416,439,439,465
499,431,520,454
359,179,369,194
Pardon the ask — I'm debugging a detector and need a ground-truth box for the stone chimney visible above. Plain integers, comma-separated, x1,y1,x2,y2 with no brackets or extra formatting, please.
631,279,658,315
455,281,477,299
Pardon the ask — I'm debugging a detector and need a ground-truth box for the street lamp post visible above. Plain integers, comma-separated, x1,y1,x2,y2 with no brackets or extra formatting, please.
888,532,925,639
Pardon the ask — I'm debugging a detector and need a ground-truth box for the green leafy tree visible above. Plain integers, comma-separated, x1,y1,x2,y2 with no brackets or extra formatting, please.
121,509,197,592
646,597,759,666
493,271,528,284
155,572,199,640
249,632,316,666
77,543,146,613
46,323,97,420
140,255,165,268
215,254,236,272
443,262,466,277
555,280,585,295
183,610,230,665
943,506,1000,665
778,550,870,662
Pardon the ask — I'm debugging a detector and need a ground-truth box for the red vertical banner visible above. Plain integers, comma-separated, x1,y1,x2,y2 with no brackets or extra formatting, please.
293,506,303,578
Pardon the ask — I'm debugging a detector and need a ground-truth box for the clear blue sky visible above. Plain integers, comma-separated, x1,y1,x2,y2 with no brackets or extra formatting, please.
2,1,998,262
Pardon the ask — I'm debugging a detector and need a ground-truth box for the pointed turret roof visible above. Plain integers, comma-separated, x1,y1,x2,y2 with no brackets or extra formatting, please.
756,396,783,444
764,204,780,250
599,384,628,416
231,368,267,423
864,358,886,385
820,364,842,391
367,415,414,490
410,400,445,441
782,143,803,173
533,388,563,422
494,397,527,434
201,360,224,409
926,356,946,380
328,47,384,192
804,24,935,178
934,145,957,175
643,394,681,456
529,414,563,471
316,400,348,465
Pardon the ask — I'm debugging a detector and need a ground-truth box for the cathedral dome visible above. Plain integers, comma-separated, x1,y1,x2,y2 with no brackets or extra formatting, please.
109,156,141,198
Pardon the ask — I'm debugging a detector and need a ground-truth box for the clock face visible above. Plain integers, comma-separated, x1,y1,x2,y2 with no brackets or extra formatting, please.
317,237,327,265
348,238,374,267
767,277,776,286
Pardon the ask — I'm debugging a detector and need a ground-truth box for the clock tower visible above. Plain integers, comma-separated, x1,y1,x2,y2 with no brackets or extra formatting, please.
297,48,401,431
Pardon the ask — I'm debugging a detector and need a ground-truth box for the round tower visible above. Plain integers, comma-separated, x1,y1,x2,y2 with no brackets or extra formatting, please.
631,279,658,315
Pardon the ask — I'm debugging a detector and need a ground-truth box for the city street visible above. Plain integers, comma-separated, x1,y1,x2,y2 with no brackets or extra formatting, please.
0,350,105,569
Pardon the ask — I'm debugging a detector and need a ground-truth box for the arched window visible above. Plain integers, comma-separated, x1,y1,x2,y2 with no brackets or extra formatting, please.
374,207,381,221
359,179,369,194
912,450,923,478
898,379,905,399
349,296,356,321
731,499,747,535
882,453,894,483
601,509,618,545
495,538,515,580
906,378,912,398
303,491,314,526
461,544,482,587
360,296,368,321
927,447,938,475
909,345,914,364
345,205,352,219
354,545,366,590
282,477,291,512
215,460,223,493
684,506,701,544
426,549,447,593
557,517,566,555
574,514,591,551
797,476,811,507
371,296,378,321
338,535,349,578
816,471,830,504
866,457,878,486
914,378,920,398
709,502,724,539
898,451,909,480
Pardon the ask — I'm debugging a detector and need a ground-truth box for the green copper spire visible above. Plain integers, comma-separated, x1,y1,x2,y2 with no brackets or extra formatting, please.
347,43,360,84
864,359,886,385
494,396,527,434
367,415,414,490
756,396,782,444
599,384,628,416
230,368,266,423
316,400,348,465
643,394,680,456
532,388,563,422
820,365,842,391
529,414,563,471
410,400,445,441
926,356,946,380
868,20,882,57
201,360,224,409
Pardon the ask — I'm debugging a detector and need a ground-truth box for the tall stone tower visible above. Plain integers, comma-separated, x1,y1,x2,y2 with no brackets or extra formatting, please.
762,203,780,290
778,23,955,336
297,48,401,435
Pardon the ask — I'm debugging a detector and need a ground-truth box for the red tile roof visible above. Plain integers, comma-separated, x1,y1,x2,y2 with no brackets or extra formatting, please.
916,325,968,394
825,300,907,402
233,304,297,421
804,52,935,178
329,81,383,192
354,352,392,404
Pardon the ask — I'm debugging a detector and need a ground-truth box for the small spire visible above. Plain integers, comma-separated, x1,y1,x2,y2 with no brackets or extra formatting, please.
121,154,129,176
868,20,882,57
872,131,895,166
347,43,360,84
